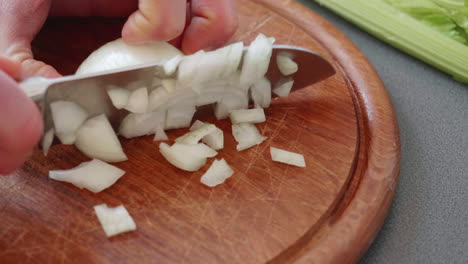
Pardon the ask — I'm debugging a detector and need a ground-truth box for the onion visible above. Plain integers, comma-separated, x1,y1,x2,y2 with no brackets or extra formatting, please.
161,79,177,93
240,34,274,86
230,108,266,124
176,123,217,145
76,38,182,74
273,78,294,97
214,88,249,120
148,87,170,110
250,77,272,108
42,128,55,156
163,55,182,75
277,52,298,76
200,159,234,187
159,142,212,171
124,87,148,114
107,86,130,109
170,143,218,158
94,204,136,237
178,42,244,91
165,104,196,130
190,120,224,150
49,159,125,192
232,123,267,151
119,110,165,139
50,101,88,145
153,125,168,141
270,147,306,167
75,114,128,162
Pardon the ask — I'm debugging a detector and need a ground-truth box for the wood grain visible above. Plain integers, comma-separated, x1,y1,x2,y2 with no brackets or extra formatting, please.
0,0,400,263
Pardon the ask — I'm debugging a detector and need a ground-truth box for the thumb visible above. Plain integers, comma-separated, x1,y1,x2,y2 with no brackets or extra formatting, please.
0,57,43,174
122,0,187,44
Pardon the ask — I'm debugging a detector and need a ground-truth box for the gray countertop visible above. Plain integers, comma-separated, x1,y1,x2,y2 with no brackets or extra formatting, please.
297,1,468,263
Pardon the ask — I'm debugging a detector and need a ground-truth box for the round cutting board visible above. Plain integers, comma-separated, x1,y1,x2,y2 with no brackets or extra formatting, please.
0,0,400,263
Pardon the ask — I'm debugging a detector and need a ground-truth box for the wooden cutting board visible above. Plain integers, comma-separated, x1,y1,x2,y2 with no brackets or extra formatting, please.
0,0,400,263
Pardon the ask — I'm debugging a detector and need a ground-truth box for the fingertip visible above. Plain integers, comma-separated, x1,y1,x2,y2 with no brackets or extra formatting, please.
0,56,22,80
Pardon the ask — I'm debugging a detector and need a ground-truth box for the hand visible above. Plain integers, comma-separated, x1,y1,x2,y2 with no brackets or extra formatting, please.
0,0,237,173
0,0,238,78
0,57,43,174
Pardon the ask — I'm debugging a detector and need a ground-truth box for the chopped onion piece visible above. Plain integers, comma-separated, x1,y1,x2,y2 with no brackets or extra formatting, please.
161,79,176,93
165,104,196,130
42,128,54,156
240,34,274,86
277,53,298,76
119,110,165,139
94,204,136,237
178,42,244,90
273,78,294,97
163,55,182,75
232,123,267,151
214,88,249,120
176,124,216,145
149,87,170,110
107,86,130,109
230,108,266,124
125,87,148,114
170,143,218,158
270,147,306,167
75,114,128,162
190,120,224,150
159,142,207,171
153,125,168,141
49,159,125,193
76,38,182,74
195,89,224,107
200,159,234,187
250,77,272,108
50,101,88,145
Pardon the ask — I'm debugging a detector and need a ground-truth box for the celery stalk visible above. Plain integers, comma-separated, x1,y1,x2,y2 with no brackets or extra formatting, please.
315,0,468,83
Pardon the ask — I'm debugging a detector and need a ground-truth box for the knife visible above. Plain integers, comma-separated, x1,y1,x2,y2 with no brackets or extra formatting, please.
19,45,336,133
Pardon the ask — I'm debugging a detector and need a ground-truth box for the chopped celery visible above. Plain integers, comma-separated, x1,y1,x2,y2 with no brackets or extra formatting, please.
315,0,468,83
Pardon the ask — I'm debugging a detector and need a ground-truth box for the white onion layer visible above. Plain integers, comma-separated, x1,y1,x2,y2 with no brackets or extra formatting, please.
270,147,306,167
159,142,208,171
75,114,128,162
107,86,130,109
42,128,55,156
277,53,298,76
273,78,294,97
176,123,216,145
190,120,224,150
165,104,196,130
49,159,125,193
50,101,88,145
250,77,272,108
232,123,267,151
124,87,148,114
119,110,165,139
200,159,234,187
240,34,274,86
230,108,266,124
94,204,136,237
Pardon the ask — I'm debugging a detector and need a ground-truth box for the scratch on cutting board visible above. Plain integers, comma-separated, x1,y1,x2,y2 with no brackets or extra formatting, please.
237,16,273,40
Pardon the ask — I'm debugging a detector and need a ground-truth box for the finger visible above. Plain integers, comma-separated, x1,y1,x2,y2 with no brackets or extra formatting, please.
0,69,43,174
181,0,238,54
122,0,187,44
0,56,21,80
0,0,61,79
